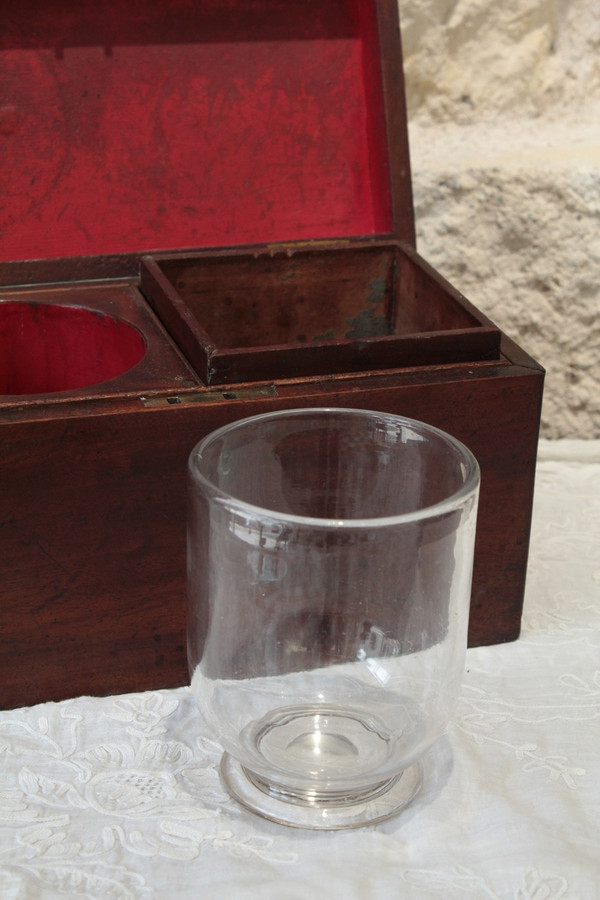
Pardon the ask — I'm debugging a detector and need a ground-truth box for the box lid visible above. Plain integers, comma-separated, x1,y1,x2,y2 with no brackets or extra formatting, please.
0,0,414,265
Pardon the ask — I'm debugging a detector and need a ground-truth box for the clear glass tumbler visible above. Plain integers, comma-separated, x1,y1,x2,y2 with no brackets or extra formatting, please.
187,408,480,829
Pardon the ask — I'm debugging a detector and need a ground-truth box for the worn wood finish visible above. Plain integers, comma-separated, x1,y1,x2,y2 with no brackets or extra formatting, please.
140,241,501,385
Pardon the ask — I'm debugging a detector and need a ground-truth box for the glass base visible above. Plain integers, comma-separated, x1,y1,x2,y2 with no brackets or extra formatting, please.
220,753,423,830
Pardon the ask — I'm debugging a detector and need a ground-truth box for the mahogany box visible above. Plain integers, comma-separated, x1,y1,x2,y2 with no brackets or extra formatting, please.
0,0,544,709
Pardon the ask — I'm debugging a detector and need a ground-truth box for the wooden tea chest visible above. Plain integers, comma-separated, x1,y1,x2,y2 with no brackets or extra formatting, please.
0,0,544,708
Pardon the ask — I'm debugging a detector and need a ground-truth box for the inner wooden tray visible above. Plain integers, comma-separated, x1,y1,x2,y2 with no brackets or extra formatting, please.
141,240,502,385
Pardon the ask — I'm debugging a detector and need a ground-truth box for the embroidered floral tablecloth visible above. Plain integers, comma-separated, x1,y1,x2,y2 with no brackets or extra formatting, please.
2,440,599,899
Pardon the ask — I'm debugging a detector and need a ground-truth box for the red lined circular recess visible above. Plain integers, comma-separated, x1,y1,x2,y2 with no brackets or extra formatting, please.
0,302,146,395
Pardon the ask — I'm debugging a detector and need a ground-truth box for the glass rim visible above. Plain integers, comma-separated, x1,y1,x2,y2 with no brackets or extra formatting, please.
189,407,480,528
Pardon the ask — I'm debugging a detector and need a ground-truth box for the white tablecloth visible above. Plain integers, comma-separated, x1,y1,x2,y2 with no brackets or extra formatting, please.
2,440,599,899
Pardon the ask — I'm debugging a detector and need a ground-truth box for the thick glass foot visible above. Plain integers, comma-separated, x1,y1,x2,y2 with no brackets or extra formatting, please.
220,753,423,830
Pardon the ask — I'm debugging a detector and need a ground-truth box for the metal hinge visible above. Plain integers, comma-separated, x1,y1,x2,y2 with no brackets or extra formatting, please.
139,384,278,408
266,238,351,255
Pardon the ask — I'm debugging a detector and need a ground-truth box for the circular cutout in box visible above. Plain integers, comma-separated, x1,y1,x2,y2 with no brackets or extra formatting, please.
0,302,147,395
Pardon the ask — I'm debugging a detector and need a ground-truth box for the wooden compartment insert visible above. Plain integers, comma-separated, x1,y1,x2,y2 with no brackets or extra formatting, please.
141,241,501,385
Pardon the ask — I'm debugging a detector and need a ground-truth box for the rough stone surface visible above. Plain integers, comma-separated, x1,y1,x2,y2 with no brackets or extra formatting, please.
398,0,600,437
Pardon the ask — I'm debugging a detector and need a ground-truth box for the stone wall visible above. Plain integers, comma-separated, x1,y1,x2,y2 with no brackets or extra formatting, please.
398,0,600,438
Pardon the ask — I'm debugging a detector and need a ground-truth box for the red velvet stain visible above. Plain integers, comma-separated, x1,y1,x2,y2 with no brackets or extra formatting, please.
0,0,390,262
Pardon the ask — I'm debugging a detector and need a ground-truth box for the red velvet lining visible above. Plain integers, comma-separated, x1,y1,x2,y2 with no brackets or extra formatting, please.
1,0,391,262
0,302,146,394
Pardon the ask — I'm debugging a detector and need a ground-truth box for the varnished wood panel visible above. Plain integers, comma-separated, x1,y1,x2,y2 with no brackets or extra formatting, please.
1,340,543,708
